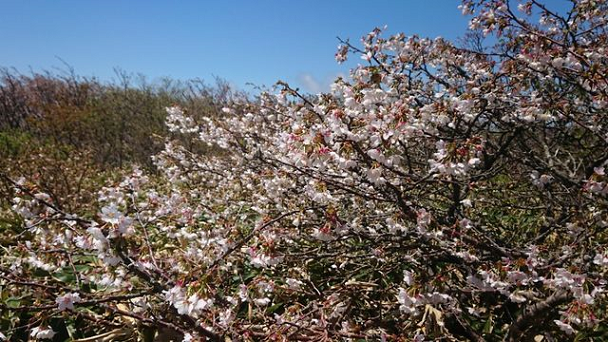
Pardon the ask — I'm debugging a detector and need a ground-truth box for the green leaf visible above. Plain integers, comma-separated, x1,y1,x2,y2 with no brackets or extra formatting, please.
5,297,21,308
267,302,283,314
483,314,494,334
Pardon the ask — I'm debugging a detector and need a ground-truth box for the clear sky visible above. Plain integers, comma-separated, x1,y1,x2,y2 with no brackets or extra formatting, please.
1,1,473,93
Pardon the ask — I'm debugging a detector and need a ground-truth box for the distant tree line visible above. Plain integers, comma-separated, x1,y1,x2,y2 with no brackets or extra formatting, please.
0,68,238,168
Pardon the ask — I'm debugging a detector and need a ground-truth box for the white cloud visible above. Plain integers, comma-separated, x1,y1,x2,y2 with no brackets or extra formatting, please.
296,72,345,94
298,73,323,93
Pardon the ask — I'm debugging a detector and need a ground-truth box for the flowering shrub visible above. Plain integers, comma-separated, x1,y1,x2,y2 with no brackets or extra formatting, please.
2,0,608,341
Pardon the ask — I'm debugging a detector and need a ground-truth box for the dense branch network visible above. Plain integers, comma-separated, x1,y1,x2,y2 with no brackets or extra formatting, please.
1,0,608,341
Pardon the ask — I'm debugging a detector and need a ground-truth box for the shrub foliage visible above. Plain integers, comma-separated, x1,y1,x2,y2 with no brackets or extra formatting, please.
1,1,608,341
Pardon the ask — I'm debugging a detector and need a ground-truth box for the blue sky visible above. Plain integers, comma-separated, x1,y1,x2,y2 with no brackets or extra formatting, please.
1,1,474,93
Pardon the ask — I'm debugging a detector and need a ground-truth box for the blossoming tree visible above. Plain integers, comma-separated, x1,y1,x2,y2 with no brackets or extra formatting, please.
2,0,607,341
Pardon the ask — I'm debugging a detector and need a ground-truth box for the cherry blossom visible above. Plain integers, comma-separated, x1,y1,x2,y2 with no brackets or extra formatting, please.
3,0,608,340
55,292,82,311
30,327,56,340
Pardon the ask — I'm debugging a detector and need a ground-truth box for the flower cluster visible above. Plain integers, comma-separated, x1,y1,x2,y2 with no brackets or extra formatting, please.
3,1,608,341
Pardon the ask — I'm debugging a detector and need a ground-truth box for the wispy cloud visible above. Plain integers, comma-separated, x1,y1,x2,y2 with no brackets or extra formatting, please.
297,72,345,94
298,73,324,93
